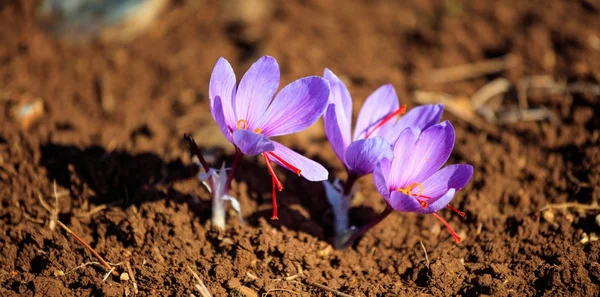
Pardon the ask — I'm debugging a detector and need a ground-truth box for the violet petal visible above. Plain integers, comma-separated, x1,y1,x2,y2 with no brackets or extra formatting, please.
212,96,233,142
388,191,424,213
345,137,393,176
392,122,454,187
421,188,456,214
323,68,352,144
234,56,280,128
232,129,275,156
324,104,349,168
353,84,399,141
420,164,473,200
388,127,421,189
373,157,392,199
209,57,237,129
269,141,328,181
381,104,443,144
256,76,330,137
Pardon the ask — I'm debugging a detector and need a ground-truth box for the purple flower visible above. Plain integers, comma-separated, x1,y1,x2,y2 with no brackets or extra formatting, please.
323,68,444,176
209,56,330,218
373,121,473,242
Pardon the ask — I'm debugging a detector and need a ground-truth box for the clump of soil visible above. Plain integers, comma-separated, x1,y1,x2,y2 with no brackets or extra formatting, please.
1,0,599,296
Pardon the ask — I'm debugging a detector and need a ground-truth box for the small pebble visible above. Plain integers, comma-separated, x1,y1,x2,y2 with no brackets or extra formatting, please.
53,270,65,276
120,272,130,281
542,210,555,223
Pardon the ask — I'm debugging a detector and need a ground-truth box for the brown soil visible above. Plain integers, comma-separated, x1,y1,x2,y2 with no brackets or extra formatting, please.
1,0,600,296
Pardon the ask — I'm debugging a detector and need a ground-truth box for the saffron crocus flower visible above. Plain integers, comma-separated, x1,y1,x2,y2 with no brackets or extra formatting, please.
209,56,330,219
323,68,444,178
322,68,444,247
371,121,473,243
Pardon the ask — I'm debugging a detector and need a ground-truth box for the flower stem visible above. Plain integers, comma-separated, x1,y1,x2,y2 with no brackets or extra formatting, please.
340,204,394,249
224,147,243,193
183,134,211,172
342,172,358,196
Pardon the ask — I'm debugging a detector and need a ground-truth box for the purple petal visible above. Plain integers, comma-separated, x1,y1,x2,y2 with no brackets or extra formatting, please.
209,57,237,128
323,69,352,144
418,164,472,213
234,56,280,128
420,189,455,214
212,96,233,142
394,121,455,187
388,191,424,213
269,141,328,181
373,157,392,199
232,130,275,156
421,164,473,199
380,104,444,144
353,84,399,141
324,104,350,167
388,127,420,189
345,137,393,176
256,76,330,137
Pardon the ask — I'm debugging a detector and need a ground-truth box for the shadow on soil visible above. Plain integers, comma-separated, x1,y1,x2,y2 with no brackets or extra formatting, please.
39,142,210,218
39,142,377,244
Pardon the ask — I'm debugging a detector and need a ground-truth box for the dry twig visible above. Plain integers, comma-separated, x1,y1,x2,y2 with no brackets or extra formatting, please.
126,261,139,295
263,289,301,296
426,55,517,83
540,202,600,212
56,220,119,276
419,240,430,269
302,280,354,297
187,265,211,297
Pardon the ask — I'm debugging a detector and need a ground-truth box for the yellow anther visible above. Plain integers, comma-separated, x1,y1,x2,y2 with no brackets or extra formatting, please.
237,119,248,130
253,128,262,134
396,182,423,197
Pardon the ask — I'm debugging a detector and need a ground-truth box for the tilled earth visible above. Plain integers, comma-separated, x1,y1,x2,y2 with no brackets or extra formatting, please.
1,0,599,296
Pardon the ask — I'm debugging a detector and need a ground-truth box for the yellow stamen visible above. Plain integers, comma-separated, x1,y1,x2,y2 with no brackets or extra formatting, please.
397,182,427,208
237,119,248,130
253,128,262,134
396,182,423,197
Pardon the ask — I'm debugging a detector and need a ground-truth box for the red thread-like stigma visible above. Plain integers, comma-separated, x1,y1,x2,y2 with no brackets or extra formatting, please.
365,105,407,138
263,153,283,220
432,213,461,243
266,152,301,176
447,205,466,217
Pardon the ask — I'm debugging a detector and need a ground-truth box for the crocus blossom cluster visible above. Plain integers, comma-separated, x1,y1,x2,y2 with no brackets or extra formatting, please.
190,55,473,247
322,69,446,247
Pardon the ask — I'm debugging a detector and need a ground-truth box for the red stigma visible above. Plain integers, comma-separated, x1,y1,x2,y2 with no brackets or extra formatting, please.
419,201,428,208
266,152,301,176
447,205,465,217
270,178,279,220
263,153,286,220
365,105,407,139
432,213,461,243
